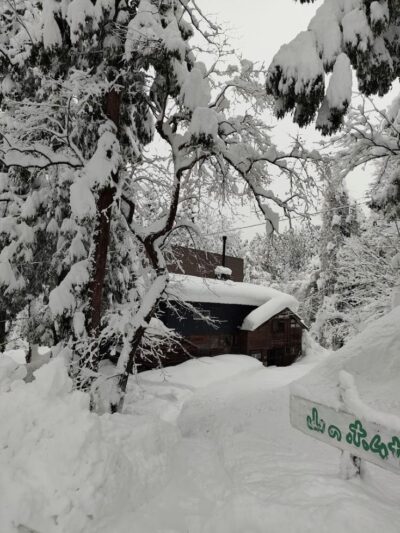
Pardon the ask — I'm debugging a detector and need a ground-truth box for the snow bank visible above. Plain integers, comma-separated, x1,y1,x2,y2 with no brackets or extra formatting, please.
120,349,400,533
0,355,27,392
0,357,179,533
301,330,329,363
2,348,27,364
124,354,264,424
141,354,263,389
293,306,400,421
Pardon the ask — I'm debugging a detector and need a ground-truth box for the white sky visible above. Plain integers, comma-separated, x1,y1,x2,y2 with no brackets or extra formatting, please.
199,0,322,64
198,1,382,240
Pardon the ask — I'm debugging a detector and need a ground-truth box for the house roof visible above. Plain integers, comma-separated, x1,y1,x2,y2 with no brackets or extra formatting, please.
167,274,300,330
241,296,300,332
167,246,244,282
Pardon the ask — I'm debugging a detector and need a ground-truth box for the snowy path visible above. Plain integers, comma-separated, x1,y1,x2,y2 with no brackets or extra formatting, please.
108,356,400,533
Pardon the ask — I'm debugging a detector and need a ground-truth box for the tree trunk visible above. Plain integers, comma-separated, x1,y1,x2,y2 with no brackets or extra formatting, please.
112,168,182,411
111,325,146,413
0,308,7,350
88,185,115,334
87,89,121,366
113,262,169,413
113,289,164,413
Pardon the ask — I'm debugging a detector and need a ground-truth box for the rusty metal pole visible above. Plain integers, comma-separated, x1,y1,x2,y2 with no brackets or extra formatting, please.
222,235,227,267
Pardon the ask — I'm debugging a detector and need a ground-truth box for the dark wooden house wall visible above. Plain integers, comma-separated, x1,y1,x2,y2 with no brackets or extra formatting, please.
243,309,303,367
167,246,244,282
160,301,255,335
151,303,304,370
158,301,254,359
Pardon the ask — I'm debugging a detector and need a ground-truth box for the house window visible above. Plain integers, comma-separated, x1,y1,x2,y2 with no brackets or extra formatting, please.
272,320,285,334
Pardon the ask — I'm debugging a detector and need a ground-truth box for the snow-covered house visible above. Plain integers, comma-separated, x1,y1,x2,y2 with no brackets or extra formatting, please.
152,247,307,368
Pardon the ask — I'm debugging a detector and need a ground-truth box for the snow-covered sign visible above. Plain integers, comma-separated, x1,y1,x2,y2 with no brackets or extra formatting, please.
290,395,400,475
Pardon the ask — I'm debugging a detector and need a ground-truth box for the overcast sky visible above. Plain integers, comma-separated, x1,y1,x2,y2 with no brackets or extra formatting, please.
198,1,376,240
200,0,322,64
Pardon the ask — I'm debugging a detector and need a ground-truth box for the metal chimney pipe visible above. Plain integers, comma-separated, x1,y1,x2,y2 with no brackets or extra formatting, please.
222,235,227,267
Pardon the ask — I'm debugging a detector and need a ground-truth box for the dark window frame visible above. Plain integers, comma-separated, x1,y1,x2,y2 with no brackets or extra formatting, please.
272,320,286,334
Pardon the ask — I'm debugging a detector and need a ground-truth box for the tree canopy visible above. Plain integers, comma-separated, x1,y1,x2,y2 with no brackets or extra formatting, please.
0,0,317,409
266,0,400,133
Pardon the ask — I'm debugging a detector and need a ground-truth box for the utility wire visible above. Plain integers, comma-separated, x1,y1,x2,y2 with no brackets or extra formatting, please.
204,198,371,236
0,196,391,268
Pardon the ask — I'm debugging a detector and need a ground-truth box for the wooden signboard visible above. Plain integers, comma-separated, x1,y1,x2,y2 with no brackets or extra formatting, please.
290,394,400,475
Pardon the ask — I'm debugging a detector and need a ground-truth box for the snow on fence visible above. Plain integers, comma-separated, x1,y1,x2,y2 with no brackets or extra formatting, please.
290,394,400,475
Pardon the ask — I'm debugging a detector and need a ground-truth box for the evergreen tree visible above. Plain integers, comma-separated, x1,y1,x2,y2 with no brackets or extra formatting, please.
266,0,400,133
0,1,315,409
313,167,360,348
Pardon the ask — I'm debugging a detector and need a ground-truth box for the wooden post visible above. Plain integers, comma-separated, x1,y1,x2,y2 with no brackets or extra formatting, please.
0,308,7,349
338,387,362,480
339,451,362,480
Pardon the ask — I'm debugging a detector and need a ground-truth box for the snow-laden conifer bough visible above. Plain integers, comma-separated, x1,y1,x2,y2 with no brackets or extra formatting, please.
265,0,400,481
266,0,398,135
0,0,320,411
265,0,400,346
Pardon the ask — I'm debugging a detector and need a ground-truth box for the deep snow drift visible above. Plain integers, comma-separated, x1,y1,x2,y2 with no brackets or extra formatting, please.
294,306,400,419
2,322,400,532
115,349,400,533
0,356,179,533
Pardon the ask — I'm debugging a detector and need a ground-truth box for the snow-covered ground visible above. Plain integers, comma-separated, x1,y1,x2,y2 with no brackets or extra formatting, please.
108,352,400,533
295,306,400,419
2,335,400,532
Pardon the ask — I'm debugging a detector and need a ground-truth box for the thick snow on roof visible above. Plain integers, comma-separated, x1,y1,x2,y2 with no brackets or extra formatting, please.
241,295,299,332
214,265,232,277
292,306,400,427
167,274,299,329
168,274,286,305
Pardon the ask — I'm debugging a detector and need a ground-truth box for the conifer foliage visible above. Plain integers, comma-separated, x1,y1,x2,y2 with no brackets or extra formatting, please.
266,0,400,133
0,0,311,409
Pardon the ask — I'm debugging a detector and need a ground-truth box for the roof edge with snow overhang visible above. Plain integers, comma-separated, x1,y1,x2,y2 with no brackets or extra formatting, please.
240,295,300,332
167,274,291,307
167,274,303,332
